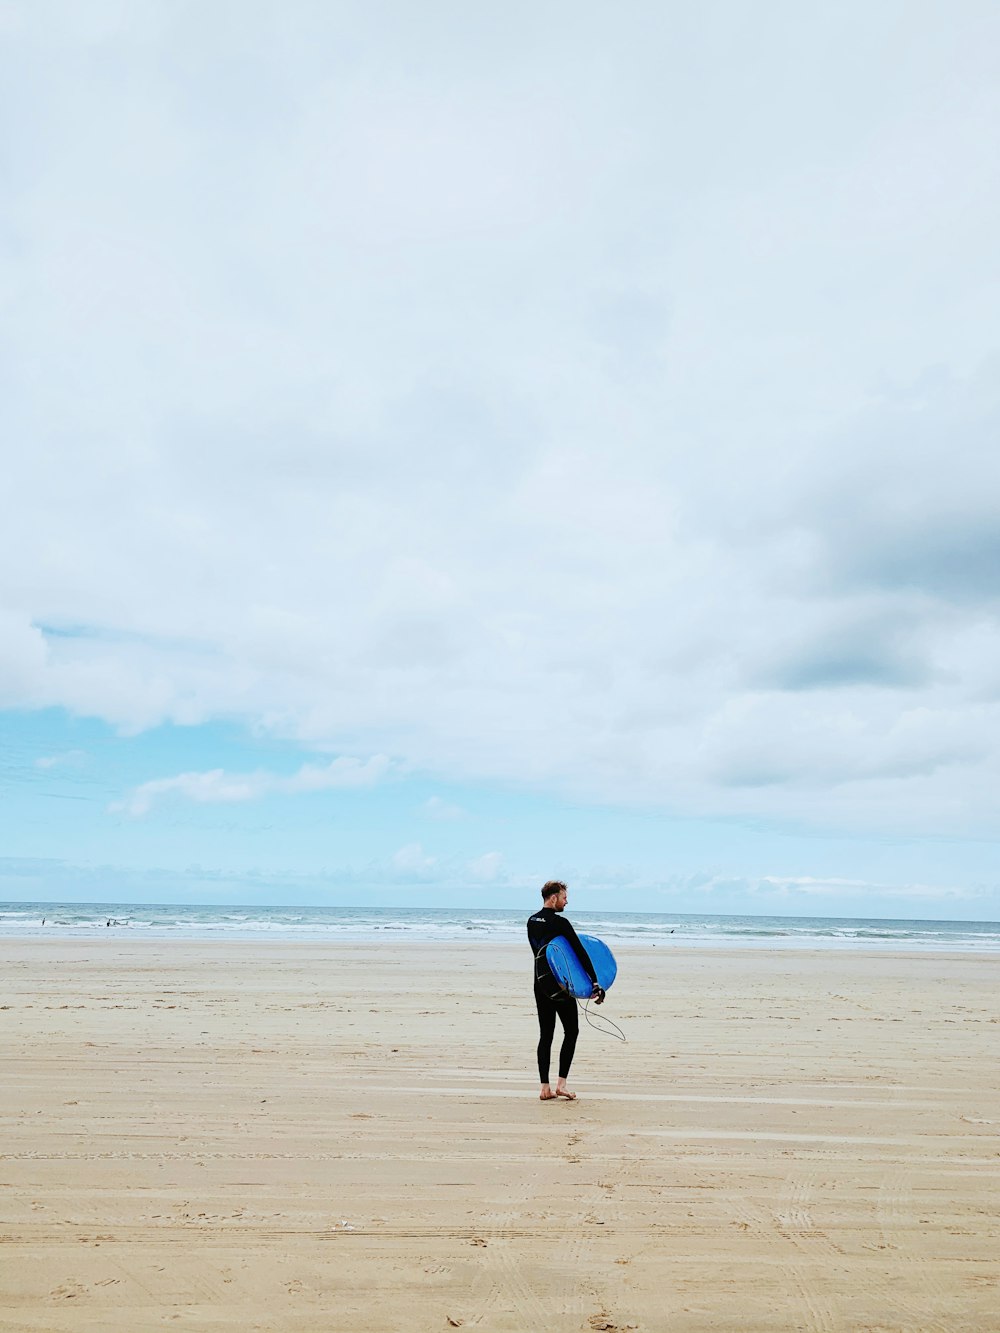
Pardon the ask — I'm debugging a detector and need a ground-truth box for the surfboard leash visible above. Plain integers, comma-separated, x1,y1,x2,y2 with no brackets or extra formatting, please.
582,998,627,1043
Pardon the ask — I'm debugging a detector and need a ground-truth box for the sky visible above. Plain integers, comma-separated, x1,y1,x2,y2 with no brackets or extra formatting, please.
2,1,1000,918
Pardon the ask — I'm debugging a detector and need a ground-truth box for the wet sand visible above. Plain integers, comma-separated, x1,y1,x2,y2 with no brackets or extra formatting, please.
1,938,998,1331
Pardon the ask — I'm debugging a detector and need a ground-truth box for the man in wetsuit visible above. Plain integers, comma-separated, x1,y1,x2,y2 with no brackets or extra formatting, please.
527,880,605,1101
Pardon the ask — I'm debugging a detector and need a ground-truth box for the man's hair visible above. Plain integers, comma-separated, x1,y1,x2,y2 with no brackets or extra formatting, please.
541,880,567,901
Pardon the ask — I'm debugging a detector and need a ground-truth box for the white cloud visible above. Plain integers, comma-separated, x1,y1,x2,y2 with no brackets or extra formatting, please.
0,612,47,706
468,851,503,882
282,755,391,792
391,842,437,874
35,749,86,770
3,5,1000,839
752,876,980,904
112,754,389,816
422,796,465,821
113,769,260,817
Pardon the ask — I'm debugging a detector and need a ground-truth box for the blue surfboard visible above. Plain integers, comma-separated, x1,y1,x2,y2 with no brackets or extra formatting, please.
545,933,617,999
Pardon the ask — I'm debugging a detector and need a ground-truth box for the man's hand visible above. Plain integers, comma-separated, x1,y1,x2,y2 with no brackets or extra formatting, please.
592,985,606,1005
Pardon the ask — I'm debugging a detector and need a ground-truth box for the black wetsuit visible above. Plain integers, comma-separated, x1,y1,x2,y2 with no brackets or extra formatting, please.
527,907,598,1084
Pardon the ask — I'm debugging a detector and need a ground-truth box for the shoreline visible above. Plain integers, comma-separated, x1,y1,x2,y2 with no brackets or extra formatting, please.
4,933,1000,960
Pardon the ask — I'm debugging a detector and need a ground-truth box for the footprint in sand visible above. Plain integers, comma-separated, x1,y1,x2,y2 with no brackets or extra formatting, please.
50,1282,87,1302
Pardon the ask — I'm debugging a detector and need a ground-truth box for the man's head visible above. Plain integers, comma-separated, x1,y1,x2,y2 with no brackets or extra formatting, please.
541,880,568,911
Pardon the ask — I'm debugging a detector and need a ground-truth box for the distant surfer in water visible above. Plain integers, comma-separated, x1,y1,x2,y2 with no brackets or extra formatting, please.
527,880,605,1102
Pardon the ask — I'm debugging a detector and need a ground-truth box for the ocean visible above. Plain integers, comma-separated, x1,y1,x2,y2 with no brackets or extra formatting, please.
2,901,999,952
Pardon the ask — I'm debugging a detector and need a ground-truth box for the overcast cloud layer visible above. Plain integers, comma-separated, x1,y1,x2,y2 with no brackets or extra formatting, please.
3,1,1000,841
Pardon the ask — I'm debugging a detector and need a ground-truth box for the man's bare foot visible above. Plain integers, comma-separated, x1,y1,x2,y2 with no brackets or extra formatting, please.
539,1086,557,1100
555,1082,576,1100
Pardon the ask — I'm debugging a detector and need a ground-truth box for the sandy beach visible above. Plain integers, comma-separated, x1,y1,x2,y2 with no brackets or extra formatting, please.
1,939,998,1332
